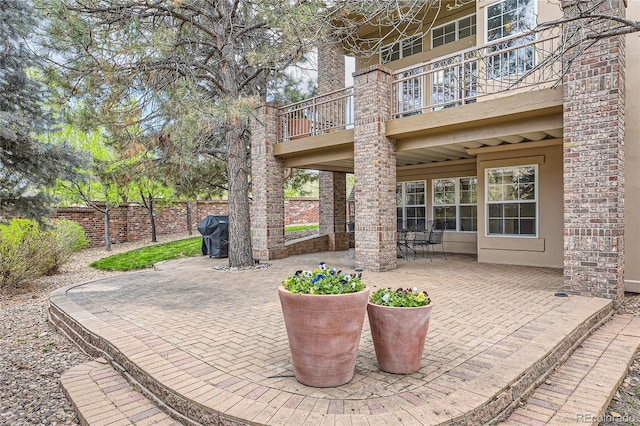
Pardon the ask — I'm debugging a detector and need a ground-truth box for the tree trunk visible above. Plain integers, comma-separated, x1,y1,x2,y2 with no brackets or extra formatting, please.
149,195,157,242
104,209,111,251
186,200,193,236
226,126,253,267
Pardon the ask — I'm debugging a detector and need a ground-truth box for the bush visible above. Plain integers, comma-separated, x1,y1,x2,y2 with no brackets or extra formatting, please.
0,218,89,288
0,219,49,288
44,220,89,275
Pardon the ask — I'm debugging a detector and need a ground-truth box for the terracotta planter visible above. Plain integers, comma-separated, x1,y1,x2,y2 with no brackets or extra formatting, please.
367,302,433,374
278,286,371,387
287,118,311,140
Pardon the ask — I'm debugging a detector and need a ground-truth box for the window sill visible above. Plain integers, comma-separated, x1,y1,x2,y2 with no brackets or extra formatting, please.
479,236,545,252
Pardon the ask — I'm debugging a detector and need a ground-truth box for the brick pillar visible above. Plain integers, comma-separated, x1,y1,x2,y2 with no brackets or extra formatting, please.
251,103,287,260
319,171,349,250
562,0,626,302
353,65,397,272
318,39,349,251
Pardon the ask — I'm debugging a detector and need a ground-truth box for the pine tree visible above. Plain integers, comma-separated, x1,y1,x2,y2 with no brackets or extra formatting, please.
0,0,82,222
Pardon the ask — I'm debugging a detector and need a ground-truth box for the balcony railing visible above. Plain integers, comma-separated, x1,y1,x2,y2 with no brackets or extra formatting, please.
392,30,561,118
275,30,561,142
277,87,354,142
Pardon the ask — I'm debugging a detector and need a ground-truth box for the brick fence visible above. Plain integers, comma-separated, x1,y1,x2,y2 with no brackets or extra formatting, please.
52,198,319,248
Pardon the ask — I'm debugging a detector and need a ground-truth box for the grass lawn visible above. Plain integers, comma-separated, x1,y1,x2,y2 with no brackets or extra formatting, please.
90,237,202,271
91,224,319,271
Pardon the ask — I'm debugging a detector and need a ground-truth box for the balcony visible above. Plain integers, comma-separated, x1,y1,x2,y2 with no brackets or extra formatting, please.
277,87,354,142
277,30,561,143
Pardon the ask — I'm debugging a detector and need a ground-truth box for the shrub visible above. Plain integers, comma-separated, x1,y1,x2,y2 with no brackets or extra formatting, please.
0,218,89,288
0,219,49,288
44,220,89,275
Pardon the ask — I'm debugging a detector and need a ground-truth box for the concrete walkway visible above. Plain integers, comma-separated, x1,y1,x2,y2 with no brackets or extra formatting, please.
49,252,639,425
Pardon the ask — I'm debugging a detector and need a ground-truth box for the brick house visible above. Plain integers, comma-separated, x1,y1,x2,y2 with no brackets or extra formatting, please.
250,0,639,303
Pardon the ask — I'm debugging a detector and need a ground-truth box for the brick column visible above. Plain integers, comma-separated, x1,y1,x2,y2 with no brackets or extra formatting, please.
562,0,626,302
318,39,349,251
319,171,349,250
353,65,397,272
251,103,287,260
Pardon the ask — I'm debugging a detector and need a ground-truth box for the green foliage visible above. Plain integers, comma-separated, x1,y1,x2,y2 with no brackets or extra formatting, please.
90,238,202,271
0,218,89,288
282,263,365,295
0,2,84,222
45,220,89,275
0,219,48,288
370,287,431,308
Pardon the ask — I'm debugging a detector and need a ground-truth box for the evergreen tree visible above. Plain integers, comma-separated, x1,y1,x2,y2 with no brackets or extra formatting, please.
0,0,82,222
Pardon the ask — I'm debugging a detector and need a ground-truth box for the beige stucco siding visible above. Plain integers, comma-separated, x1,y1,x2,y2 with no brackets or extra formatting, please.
625,1,640,291
476,144,564,268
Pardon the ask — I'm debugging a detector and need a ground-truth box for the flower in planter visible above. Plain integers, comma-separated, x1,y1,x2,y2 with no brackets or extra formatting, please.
370,287,431,307
282,262,365,295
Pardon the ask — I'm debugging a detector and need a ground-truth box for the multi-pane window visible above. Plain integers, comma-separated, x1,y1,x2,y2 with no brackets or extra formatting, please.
431,57,477,110
486,0,534,42
486,165,537,236
432,14,477,48
459,177,478,232
486,0,536,78
396,67,423,116
381,34,423,64
397,181,427,230
433,177,477,231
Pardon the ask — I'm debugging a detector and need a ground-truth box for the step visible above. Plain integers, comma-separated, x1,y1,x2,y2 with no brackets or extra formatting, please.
501,315,640,426
61,358,182,426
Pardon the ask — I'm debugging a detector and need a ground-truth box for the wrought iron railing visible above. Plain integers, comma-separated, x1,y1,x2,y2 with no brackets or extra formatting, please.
277,87,354,142
392,30,561,118
275,31,561,141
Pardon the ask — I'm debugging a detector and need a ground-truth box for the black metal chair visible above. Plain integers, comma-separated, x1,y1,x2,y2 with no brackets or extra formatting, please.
425,221,447,260
411,227,431,259
396,230,416,260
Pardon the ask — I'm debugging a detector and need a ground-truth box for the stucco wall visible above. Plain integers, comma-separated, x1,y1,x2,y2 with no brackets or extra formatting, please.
625,1,640,291
476,143,564,268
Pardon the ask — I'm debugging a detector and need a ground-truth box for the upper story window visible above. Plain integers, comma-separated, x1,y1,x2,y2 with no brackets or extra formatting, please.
486,0,535,42
381,33,423,64
486,165,537,236
486,0,536,78
433,177,477,231
432,14,476,48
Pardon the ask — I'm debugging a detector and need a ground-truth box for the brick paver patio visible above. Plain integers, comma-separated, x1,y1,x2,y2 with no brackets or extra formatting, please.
50,252,638,425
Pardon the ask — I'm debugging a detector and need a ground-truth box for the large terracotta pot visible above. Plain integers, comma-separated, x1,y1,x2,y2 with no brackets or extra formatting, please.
278,286,371,387
367,302,433,374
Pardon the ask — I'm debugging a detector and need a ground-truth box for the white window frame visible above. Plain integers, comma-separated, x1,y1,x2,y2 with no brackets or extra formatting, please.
381,33,424,64
432,176,478,232
484,0,536,44
431,14,477,49
396,180,427,230
485,165,538,237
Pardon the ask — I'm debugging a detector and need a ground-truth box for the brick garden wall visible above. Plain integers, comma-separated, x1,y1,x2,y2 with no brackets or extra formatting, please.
284,198,319,226
53,198,319,248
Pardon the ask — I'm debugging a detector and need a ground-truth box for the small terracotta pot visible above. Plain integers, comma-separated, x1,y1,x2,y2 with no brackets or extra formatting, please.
278,286,371,387
367,302,433,374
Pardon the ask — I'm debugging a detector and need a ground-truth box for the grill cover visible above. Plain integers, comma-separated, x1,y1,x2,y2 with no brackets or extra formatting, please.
197,215,229,258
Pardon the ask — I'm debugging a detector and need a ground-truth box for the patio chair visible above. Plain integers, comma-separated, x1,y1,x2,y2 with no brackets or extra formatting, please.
396,230,416,260
425,221,447,260
411,228,431,259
